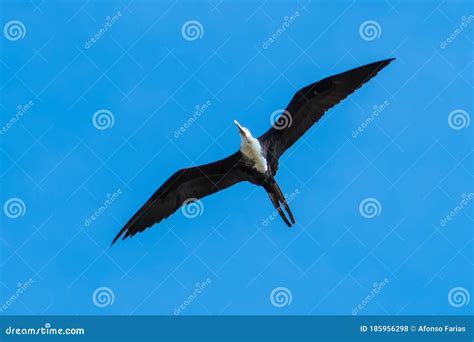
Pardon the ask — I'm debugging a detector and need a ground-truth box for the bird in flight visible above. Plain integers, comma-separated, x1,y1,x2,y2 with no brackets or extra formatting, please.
112,58,394,245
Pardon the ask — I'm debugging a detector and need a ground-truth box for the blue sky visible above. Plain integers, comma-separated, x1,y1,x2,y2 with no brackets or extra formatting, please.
1,0,472,316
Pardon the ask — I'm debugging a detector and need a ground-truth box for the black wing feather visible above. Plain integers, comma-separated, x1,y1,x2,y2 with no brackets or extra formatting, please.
259,58,394,171
112,151,246,244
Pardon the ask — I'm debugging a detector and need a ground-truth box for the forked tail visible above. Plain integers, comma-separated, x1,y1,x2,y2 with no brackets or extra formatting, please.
264,178,296,227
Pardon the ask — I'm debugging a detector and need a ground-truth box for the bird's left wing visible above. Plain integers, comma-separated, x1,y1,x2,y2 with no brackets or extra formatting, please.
112,151,246,244
259,59,394,168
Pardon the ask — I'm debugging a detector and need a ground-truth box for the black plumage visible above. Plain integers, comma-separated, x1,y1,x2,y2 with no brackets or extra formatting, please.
112,58,394,245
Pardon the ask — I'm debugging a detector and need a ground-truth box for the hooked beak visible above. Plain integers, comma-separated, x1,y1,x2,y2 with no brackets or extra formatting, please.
234,120,245,135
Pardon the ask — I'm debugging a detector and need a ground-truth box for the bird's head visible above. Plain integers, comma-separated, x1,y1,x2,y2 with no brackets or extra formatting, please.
234,120,252,143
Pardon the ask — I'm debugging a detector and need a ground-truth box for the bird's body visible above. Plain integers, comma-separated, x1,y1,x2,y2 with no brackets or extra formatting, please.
112,58,395,245
235,120,268,174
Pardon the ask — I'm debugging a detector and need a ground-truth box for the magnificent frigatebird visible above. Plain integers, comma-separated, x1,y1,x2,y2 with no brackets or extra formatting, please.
112,58,394,244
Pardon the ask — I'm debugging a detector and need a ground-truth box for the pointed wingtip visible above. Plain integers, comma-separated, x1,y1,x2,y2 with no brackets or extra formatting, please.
376,58,395,67
111,235,120,246
364,58,395,74
382,57,396,65
111,228,126,246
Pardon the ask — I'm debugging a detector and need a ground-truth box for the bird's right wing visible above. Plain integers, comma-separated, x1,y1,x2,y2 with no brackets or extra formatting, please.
259,59,394,165
112,151,246,244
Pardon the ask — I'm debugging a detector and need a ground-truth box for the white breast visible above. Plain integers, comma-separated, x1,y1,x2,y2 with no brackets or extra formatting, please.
240,137,268,174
